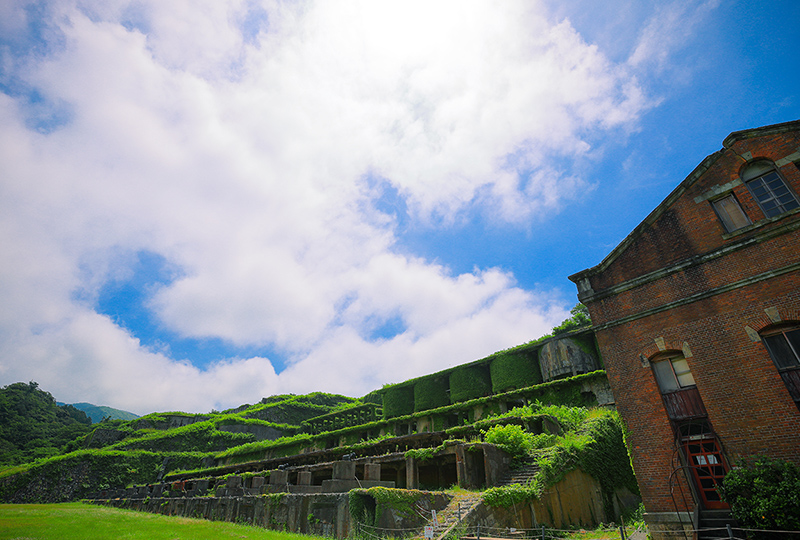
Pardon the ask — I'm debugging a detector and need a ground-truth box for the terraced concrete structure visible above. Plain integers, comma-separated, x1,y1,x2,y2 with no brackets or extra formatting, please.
0,328,640,535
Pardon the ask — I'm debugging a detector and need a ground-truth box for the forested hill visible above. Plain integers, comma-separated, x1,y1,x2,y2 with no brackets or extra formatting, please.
0,382,93,467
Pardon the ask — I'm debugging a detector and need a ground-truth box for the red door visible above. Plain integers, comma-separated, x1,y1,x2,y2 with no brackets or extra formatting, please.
683,434,729,509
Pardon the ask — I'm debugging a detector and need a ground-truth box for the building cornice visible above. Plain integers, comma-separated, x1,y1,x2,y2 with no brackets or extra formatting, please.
589,259,800,332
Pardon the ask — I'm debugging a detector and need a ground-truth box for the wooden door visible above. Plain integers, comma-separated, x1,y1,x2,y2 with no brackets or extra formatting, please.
683,435,729,509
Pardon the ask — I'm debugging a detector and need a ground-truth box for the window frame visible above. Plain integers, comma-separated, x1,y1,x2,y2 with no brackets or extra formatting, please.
652,352,696,394
710,193,751,232
742,162,800,219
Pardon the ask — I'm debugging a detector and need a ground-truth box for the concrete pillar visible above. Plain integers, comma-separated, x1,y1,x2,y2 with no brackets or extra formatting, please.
297,471,312,485
333,460,356,480
270,470,289,485
455,444,468,488
405,457,419,490
226,475,242,488
364,463,381,481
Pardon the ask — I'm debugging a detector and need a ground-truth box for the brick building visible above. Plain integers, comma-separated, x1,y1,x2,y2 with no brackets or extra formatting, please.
569,120,800,537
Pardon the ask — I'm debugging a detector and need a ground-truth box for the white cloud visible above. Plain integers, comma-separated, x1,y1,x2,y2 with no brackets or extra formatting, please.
0,0,649,412
628,0,720,72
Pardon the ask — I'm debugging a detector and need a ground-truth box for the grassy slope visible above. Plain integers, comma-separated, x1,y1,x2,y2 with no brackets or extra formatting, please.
0,502,326,540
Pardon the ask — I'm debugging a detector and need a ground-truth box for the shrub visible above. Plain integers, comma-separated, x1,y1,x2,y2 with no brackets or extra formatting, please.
551,303,591,335
718,457,800,534
482,424,532,458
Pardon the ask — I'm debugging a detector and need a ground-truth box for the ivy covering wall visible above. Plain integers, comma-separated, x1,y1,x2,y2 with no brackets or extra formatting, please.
382,386,415,419
489,352,542,393
413,377,450,412
449,365,491,403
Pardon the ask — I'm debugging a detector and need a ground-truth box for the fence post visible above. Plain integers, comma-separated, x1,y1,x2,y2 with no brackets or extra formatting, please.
477,524,480,540
541,524,546,540
619,525,626,540
726,524,734,539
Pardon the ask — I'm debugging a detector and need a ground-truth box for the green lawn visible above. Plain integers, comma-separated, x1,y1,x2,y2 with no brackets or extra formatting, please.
0,502,326,540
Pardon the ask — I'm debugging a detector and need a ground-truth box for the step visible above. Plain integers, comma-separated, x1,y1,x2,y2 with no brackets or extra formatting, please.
425,493,484,540
698,510,738,540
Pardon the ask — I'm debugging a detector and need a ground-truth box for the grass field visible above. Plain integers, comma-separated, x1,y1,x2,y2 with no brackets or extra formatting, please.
0,502,326,540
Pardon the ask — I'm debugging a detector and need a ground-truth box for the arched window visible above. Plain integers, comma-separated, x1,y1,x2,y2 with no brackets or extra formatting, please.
742,161,799,218
761,324,800,410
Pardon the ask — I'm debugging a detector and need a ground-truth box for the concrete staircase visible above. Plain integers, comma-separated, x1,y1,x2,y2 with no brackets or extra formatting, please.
425,491,484,540
496,458,540,486
697,509,739,540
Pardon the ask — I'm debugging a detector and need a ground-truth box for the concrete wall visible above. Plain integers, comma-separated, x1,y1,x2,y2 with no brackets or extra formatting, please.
95,494,353,538
469,470,637,530
93,490,450,538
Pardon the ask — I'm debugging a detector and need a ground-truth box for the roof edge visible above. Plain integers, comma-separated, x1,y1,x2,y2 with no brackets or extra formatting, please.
723,119,800,148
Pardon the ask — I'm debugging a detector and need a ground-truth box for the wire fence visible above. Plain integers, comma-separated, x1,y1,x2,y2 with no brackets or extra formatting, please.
351,519,800,540
351,519,644,540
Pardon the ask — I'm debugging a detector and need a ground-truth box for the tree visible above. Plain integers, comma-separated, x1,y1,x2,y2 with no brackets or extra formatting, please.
552,303,591,335
0,382,92,467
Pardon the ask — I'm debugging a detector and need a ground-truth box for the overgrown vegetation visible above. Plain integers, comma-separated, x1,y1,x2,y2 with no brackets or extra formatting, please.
382,385,415,418
444,366,489,404
482,408,638,518
414,377,450,412
1,325,612,510
0,449,209,502
718,457,800,535
0,382,93,467
489,353,542,394
349,487,436,526
482,424,532,458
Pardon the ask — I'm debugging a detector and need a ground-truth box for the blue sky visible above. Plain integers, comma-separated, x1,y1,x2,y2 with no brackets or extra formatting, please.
0,0,798,414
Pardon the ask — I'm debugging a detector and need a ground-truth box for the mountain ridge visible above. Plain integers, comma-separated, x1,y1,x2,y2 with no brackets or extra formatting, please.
56,402,140,423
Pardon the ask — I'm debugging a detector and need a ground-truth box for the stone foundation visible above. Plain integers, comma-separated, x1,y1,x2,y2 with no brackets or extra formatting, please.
643,512,695,540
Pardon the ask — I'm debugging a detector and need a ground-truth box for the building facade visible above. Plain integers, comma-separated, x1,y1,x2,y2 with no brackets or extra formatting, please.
569,120,800,537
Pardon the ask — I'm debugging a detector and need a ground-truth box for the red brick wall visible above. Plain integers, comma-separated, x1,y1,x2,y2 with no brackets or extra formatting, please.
577,123,800,513
596,281,800,512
